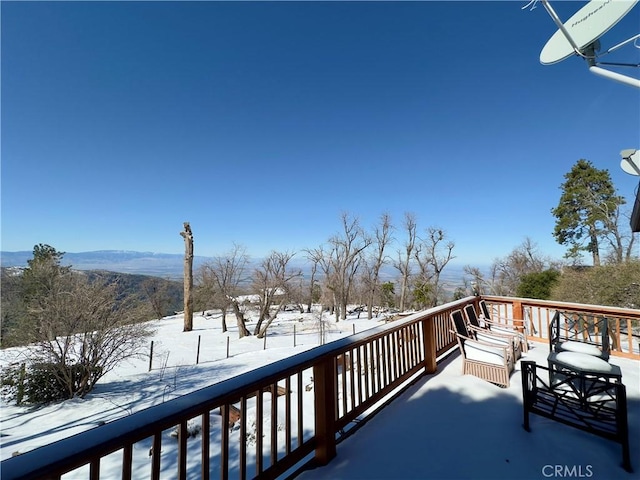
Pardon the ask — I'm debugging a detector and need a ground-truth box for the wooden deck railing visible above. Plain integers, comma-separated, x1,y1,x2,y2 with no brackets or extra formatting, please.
2,296,638,479
481,296,640,359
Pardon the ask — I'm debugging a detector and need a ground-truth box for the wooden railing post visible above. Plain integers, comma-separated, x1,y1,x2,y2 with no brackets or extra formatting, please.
422,317,437,374
313,356,337,465
512,300,525,334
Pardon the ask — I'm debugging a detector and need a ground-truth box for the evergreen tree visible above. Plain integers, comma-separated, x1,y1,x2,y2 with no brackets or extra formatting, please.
516,269,560,300
22,244,70,304
552,159,625,266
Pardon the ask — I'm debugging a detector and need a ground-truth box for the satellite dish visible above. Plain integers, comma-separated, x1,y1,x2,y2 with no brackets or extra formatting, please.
621,149,640,175
536,0,640,88
540,0,638,65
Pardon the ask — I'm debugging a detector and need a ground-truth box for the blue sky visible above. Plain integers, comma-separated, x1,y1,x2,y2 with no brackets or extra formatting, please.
2,1,639,267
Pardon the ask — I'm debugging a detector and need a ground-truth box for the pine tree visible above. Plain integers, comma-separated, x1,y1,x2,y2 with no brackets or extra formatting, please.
552,159,625,266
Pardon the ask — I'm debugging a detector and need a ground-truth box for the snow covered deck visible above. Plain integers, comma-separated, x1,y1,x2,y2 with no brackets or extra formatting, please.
297,341,640,480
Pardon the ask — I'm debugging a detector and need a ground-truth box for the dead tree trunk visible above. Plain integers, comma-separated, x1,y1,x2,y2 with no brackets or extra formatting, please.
180,222,194,332
231,300,251,338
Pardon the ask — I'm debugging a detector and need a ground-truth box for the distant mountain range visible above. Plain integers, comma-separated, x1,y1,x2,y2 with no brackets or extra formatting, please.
0,250,210,279
1,250,470,286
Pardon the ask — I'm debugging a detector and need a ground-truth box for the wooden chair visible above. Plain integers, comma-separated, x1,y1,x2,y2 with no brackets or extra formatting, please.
449,310,514,387
464,304,524,359
478,299,529,352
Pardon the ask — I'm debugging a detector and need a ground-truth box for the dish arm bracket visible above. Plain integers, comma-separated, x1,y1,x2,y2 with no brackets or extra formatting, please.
540,0,588,59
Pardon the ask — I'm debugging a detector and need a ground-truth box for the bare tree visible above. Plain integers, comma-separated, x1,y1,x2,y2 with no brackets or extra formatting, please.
598,201,637,264
362,213,393,319
23,272,153,401
393,212,417,312
489,238,561,295
230,299,251,338
195,263,228,331
204,244,251,338
313,306,332,346
463,265,485,296
328,213,372,321
252,251,301,338
303,251,320,313
414,227,455,307
141,277,173,320
180,222,194,332
306,246,336,316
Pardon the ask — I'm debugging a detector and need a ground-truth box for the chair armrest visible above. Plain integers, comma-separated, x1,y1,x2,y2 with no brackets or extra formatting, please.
451,330,511,349
481,315,527,333
468,324,517,341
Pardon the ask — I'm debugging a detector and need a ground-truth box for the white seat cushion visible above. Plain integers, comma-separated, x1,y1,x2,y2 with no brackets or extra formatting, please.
559,341,602,357
465,340,506,366
552,352,619,375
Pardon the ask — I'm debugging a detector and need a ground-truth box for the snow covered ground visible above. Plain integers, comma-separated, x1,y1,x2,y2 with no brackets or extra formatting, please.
1,308,638,479
0,309,385,463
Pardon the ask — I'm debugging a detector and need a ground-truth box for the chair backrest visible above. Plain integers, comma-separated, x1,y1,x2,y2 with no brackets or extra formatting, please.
463,304,481,329
552,310,610,360
479,300,492,320
549,311,560,351
450,309,470,338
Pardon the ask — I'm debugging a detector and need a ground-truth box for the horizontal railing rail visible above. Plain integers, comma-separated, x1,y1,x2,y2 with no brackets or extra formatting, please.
2,296,637,479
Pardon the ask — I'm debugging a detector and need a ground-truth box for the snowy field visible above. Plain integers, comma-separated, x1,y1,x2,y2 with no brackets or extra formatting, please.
0,308,386,464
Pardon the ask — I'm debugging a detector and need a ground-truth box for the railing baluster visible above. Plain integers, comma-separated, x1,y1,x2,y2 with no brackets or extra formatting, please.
122,444,132,480
285,376,291,455
349,349,356,412
409,324,416,367
413,323,421,366
610,316,619,352
89,458,99,480
151,433,161,480
297,373,303,448
383,335,390,387
220,405,229,480
270,383,277,467
240,396,247,480
363,341,371,399
340,353,347,417
256,389,264,475
356,345,363,407
201,411,210,480
402,327,409,373
393,331,399,379
394,331,400,378
397,330,403,377
178,420,187,480
371,339,382,393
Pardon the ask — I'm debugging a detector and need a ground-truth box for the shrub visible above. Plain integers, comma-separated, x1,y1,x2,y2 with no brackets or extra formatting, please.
1,363,82,404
